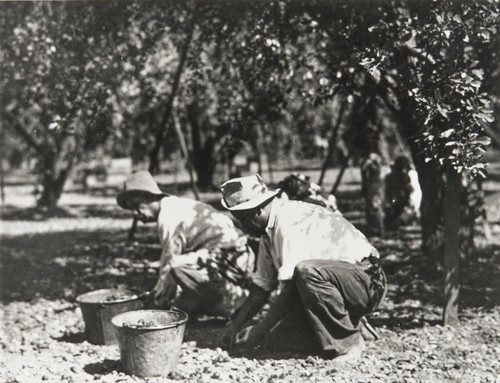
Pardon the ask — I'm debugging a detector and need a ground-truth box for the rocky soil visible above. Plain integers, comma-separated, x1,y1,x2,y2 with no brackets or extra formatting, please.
1,180,499,383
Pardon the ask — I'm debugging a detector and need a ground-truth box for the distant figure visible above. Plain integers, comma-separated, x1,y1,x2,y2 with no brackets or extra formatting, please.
116,171,255,318
361,153,385,236
278,173,339,213
383,156,421,230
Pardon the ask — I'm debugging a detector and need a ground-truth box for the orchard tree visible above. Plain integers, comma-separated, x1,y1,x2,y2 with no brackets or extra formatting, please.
1,2,131,209
293,0,498,323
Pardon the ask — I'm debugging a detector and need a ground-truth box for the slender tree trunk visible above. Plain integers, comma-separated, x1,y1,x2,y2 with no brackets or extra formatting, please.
330,146,354,195
443,165,461,325
318,100,347,186
173,114,199,200
148,2,198,174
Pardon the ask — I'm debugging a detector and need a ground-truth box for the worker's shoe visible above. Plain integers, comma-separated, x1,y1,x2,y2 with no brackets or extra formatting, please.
360,317,380,341
331,336,366,364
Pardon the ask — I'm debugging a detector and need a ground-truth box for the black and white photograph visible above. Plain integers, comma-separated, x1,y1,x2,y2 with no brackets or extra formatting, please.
1,0,499,382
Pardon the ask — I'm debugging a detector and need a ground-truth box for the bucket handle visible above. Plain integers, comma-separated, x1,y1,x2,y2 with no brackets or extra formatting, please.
98,290,153,308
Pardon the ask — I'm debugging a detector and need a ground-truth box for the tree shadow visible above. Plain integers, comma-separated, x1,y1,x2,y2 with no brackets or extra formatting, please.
182,317,320,360
183,317,227,348
460,244,500,308
373,241,500,331
1,229,157,303
0,203,130,221
1,206,77,221
2,195,498,346
65,204,133,219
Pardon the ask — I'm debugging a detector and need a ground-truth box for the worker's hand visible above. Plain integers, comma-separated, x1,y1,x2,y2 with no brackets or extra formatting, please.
218,322,237,350
234,325,263,350
152,274,177,306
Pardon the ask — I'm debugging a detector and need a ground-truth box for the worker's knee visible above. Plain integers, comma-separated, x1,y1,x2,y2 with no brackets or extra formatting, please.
293,260,320,285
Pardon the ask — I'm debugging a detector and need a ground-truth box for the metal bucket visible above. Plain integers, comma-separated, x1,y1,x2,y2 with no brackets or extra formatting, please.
76,288,144,345
112,309,188,378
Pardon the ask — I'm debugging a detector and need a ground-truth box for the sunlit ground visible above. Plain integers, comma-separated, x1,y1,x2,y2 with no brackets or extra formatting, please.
1,161,499,383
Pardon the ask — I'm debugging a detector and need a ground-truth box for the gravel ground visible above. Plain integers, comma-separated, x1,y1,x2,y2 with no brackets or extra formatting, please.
1,297,499,383
1,178,500,383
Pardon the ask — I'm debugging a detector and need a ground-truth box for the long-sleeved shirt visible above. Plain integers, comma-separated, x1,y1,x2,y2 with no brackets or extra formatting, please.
156,196,251,281
156,196,254,290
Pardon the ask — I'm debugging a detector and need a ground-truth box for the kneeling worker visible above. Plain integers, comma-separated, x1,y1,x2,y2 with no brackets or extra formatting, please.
116,171,255,318
218,174,386,361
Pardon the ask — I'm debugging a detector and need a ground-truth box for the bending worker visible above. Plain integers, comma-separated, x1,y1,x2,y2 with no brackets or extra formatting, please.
116,170,254,318
218,174,386,361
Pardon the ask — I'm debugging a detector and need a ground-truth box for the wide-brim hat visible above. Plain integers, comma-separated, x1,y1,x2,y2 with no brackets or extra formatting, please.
221,174,280,211
117,170,167,209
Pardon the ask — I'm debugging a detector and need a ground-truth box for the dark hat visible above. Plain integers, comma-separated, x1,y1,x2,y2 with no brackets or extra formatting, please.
116,171,166,209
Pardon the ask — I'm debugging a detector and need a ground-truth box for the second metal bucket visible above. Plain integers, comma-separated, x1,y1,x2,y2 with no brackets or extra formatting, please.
76,288,144,345
112,309,188,378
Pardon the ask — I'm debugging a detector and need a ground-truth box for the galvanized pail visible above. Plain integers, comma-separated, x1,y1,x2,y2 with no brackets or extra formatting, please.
112,309,188,378
76,288,144,345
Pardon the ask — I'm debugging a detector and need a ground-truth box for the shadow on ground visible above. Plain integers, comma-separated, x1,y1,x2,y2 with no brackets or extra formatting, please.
2,190,499,350
83,359,121,376
1,228,158,303
56,331,87,344
1,203,131,221
2,222,499,316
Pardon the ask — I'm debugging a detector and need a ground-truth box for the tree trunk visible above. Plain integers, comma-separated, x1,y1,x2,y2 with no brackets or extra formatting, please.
148,2,198,174
195,135,216,190
330,149,353,195
443,165,461,325
37,155,71,210
188,102,217,190
412,154,444,259
396,110,444,260
318,100,346,186
172,114,199,200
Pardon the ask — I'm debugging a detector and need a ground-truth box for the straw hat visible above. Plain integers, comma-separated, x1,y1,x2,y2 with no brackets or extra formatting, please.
116,171,167,209
221,174,279,211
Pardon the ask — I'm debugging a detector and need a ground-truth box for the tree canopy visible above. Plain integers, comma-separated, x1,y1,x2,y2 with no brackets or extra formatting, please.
1,0,498,210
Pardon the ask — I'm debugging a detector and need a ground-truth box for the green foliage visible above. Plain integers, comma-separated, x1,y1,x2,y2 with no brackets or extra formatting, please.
1,3,127,172
346,0,498,177
2,0,498,206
